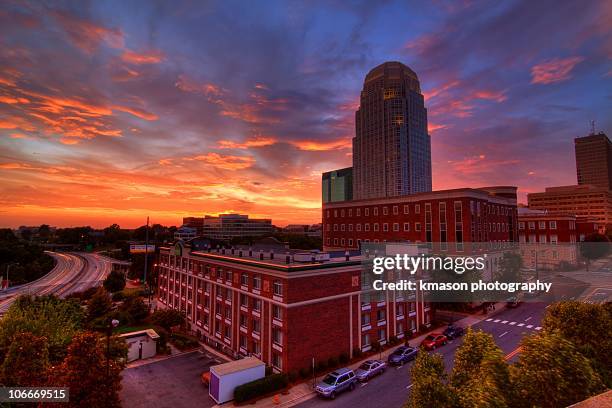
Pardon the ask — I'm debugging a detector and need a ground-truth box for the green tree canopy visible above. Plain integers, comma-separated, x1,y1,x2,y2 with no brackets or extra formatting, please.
541,301,612,386
0,295,83,363
511,333,604,408
405,350,456,408
451,328,502,390
1,331,50,386
87,287,113,322
103,270,126,293
150,309,185,330
119,295,149,324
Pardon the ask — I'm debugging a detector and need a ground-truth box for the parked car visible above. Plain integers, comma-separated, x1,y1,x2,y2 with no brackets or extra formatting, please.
506,296,521,308
420,333,448,350
443,324,465,339
354,360,386,381
387,346,418,366
315,368,357,399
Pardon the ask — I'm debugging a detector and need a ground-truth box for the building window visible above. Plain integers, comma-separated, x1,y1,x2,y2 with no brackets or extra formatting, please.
356,208,361,217
373,207,378,216
240,335,247,349
333,224,338,231
393,206,398,215
224,325,231,340
272,353,282,369
333,238,339,245
348,209,352,217
365,223,370,232
341,224,345,231
240,314,247,328
252,340,261,355
538,221,546,229
539,234,547,243
273,305,283,320
415,204,420,214
341,209,345,217
396,304,404,316
326,224,331,232
348,238,353,247
376,309,385,321
341,238,346,246
273,280,282,296
383,223,389,232
272,327,282,345
252,319,260,334
393,223,399,232
241,273,249,286
528,222,535,230
225,271,232,282
403,223,410,232
362,334,370,346
383,206,388,215
415,222,421,232
364,208,369,216
378,328,386,341
550,234,558,244
549,221,557,230
326,210,330,218
356,224,362,232
404,205,409,214
349,224,353,232
374,223,379,232
253,275,261,290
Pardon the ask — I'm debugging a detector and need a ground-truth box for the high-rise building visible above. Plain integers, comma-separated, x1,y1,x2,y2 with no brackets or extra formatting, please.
322,167,353,203
575,132,612,190
353,61,432,200
201,214,273,241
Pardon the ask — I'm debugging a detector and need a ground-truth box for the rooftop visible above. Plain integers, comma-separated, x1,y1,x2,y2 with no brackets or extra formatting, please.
210,356,265,376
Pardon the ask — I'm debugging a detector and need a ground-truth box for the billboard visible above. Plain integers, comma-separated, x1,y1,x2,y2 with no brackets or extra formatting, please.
129,244,156,254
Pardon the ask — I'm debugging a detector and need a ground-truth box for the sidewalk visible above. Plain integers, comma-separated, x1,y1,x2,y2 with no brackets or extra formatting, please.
223,302,507,408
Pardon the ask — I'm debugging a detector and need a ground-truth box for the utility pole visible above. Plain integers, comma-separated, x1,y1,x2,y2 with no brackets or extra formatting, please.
143,216,150,307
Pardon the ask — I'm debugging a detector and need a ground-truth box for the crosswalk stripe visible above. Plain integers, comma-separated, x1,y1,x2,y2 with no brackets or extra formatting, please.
493,319,501,323
517,323,525,327
535,327,542,330
485,318,493,322
526,325,533,329
501,320,508,324
509,322,516,325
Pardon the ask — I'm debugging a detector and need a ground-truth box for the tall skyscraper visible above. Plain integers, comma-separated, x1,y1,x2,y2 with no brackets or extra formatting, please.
575,132,612,190
353,61,432,200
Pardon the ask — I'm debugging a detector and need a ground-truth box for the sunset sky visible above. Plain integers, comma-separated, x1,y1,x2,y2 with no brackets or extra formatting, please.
1,0,610,228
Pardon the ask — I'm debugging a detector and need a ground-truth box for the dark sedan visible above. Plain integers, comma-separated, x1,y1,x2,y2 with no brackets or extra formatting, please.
387,346,418,366
443,324,465,339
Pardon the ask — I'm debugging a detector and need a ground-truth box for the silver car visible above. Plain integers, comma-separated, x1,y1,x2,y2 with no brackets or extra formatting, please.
354,360,386,381
315,368,357,399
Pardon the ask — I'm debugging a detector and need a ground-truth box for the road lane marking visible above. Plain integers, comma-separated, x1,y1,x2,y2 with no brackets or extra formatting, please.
406,384,413,390
524,317,532,322
499,331,509,338
517,323,525,327
361,383,368,388
493,319,501,323
535,326,542,330
509,322,516,325
504,347,522,361
485,318,493,321
501,320,508,324
526,325,533,329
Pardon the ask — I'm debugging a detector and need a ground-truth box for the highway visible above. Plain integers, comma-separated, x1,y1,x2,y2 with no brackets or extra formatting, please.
0,252,116,315
295,302,548,408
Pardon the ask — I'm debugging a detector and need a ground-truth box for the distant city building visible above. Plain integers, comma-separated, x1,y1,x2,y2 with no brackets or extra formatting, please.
323,186,518,251
183,217,205,236
517,208,599,269
282,224,322,237
200,214,273,241
527,185,612,230
322,167,353,203
575,132,612,189
174,226,197,241
353,61,432,200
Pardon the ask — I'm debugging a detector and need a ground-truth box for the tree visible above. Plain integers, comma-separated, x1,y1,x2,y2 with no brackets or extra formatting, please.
50,331,124,408
579,233,610,271
103,270,126,293
510,333,604,408
541,301,612,386
0,295,83,363
87,287,113,322
120,295,148,324
1,332,49,386
150,309,185,330
405,350,457,408
451,328,502,389
495,251,522,283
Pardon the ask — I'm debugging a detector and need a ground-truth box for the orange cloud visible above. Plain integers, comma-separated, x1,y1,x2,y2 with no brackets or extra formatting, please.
423,80,460,100
473,90,507,102
531,56,585,85
121,50,164,64
290,138,352,151
52,11,124,53
217,136,276,149
428,123,448,133
0,95,29,104
190,153,255,170
112,105,158,121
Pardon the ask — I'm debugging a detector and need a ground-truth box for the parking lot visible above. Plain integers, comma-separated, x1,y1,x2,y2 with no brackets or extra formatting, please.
121,350,220,408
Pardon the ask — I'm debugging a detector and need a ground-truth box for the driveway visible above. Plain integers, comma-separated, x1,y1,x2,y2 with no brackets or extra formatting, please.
121,350,220,408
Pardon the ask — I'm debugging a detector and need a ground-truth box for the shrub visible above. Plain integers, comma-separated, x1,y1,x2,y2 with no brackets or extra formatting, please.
150,309,185,330
315,361,327,373
371,340,381,352
327,356,338,368
288,371,298,383
339,352,349,364
353,348,362,358
169,333,198,350
103,270,126,293
299,367,310,379
389,335,399,345
234,373,289,403
111,291,125,302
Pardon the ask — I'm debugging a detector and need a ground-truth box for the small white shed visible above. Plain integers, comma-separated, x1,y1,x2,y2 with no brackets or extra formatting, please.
209,357,265,404
119,329,160,362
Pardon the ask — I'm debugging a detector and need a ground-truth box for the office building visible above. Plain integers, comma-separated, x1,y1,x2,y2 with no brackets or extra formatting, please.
575,132,612,189
201,214,273,241
353,61,432,200
322,167,353,203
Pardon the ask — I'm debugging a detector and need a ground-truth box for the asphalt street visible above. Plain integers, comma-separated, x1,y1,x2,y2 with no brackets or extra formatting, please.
295,302,548,408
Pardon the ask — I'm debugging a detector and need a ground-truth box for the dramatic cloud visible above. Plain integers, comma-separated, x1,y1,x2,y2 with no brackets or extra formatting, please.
530,57,586,84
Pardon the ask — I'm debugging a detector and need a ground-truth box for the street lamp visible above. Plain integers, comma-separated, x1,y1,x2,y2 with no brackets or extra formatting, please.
4,263,18,290
106,318,120,382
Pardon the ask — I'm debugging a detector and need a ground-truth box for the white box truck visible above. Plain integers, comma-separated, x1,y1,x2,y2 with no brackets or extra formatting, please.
208,357,265,404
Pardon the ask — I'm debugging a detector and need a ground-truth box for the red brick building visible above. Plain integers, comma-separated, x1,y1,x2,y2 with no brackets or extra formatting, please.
322,186,519,251
157,241,432,374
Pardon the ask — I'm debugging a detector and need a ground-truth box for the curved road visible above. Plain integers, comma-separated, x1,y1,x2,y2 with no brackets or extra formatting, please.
0,252,116,315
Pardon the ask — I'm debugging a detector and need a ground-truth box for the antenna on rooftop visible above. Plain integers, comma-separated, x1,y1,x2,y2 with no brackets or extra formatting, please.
590,120,596,135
